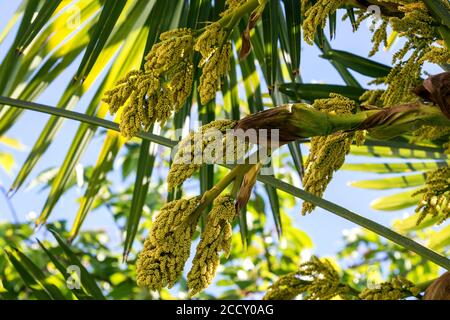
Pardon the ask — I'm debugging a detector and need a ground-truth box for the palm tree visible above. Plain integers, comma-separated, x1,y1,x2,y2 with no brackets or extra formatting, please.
0,0,449,300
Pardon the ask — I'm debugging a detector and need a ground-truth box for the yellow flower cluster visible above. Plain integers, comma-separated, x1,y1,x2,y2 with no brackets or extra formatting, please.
301,0,312,13
360,89,386,107
413,125,450,153
302,133,352,215
390,2,435,39
264,256,349,300
359,277,421,300
167,120,238,189
342,2,449,108
302,94,360,215
221,0,247,17
369,19,388,57
302,0,344,44
263,273,307,300
298,256,349,300
136,197,200,290
412,125,450,143
103,28,194,138
381,46,425,106
413,167,450,225
264,260,422,300
421,45,450,65
187,195,236,297
379,3,441,106
194,22,232,105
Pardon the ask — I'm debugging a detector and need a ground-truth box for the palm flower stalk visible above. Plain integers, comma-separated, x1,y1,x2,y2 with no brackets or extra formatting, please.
234,100,450,143
301,94,363,215
413,167,450,225
136,161,255,292
264,257,422,300
236,72,450,142
136,196,201,290
263,256,352,300
167,120,238,189
359,277,421,300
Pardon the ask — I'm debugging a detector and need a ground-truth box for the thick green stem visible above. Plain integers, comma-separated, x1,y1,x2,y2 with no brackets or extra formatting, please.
219,0,261,30
192,163,255,220
194,0,261,36
2,96,450,270
235,102,450,142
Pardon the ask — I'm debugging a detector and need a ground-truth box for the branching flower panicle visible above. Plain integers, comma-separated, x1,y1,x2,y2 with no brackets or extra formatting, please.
264,256,349,300
412,125,450,143
302,94,361,215
167,120,238,189
342,2,450,108
302,0,344,44
379,3,443,106
413,125,450,153
359,276,421,300
136,196,200,290
369,19,389,57
421,45,450,65
187,195,236,297
103,28,194,138
360,89,386,107
195,22,232,105
221,0,247,17
413,167,450,225
263,273,307,300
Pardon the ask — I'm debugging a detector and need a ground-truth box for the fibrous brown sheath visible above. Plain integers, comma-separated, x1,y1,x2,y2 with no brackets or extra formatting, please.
424,272,450,300
413,71,450,119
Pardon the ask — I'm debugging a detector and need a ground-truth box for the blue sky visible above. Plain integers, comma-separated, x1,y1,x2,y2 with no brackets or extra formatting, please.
0,1,442,259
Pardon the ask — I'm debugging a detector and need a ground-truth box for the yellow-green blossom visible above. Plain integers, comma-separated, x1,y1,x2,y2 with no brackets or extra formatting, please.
302,0,344,44
220,0,247,17
136,197,200,290
369,19,388,57
379,3,439,106
168,120,237,189
360,89,385,107
412,125,450,143
103,28,194,138
195,22,231,105
264,256,349,300
420,45,450,65
263,273,307,300
413,167,450,225
359,276,421,300
302,94,359,215
187,195,236,297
